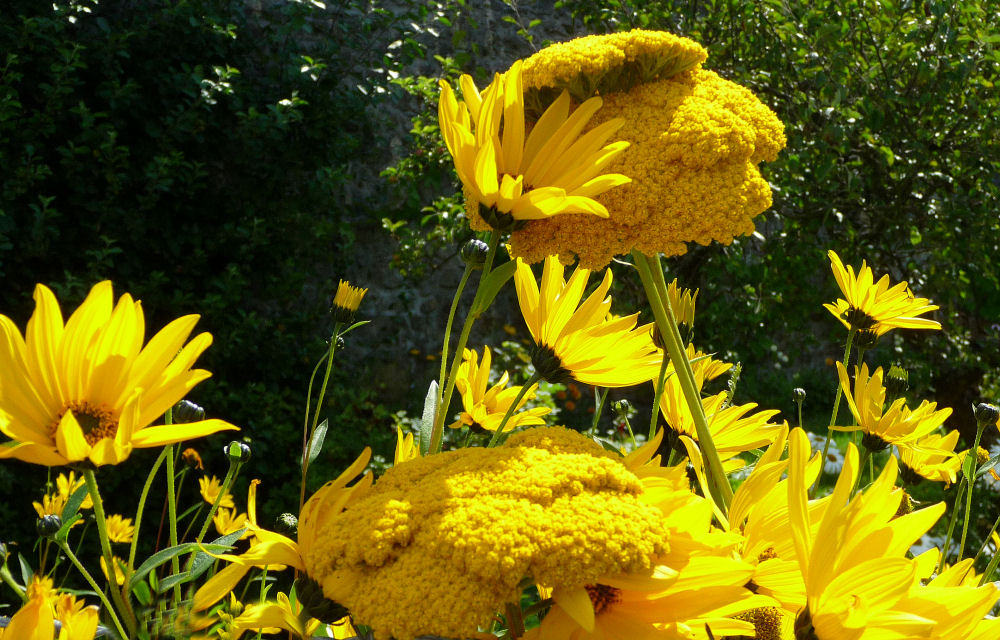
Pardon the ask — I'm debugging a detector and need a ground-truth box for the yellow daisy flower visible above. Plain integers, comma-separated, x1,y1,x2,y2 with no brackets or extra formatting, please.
213,507,249,538
823,250,940,334
897,430,962,485
331,279,367,324
509,30,785,268
105,514,134,543
0,281,238,467
439,60,631,230
514,255,662,386
835,362,952,451
198,475,235,509
56,471,92,510
2,576,99,640
32,492,66,519
449,346,550,432
394,425,419,465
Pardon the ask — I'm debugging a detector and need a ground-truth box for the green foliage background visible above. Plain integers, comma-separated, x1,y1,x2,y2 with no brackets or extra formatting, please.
0,0,998,564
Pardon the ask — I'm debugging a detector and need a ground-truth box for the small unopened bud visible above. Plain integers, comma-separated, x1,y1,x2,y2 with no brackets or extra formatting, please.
225,441,252,464
792,388,806,402
173,400,206,423
37,515,62,538
460,239,490,268
974,403,999,427
612,399,631,419
275,513,298,538
331,280,367,324
885,365,909,400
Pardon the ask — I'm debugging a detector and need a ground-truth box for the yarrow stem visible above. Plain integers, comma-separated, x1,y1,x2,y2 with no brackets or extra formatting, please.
487,371,543,448
82,469,138,636
430,231,500,454
816,328,857,496
632,250,732,513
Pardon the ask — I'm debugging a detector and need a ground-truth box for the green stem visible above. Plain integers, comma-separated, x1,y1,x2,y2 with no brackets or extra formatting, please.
957,423,989,561
979,515,1000,586
438,265,475,417
57,538,128,640
300,322,342,512
816,329,857,495
193,462,239,548
851,446,872,495
633,250,732,512
128,448,168,572
164,442,182,604
649,351,671,441
0,563,25,603
969,511,1000,584
939,479,967,574
487,372,542,448
83,469,137,635
589,387,611,438
429,232,500,454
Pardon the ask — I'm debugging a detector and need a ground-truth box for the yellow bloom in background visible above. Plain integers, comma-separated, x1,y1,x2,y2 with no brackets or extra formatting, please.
449,346,550,432
32,492,67,519
305,427,672,640
509,29,785,268
897,430,962,485
100,555,127,586
666,277,698,342
514,256,662,386
213,507,249,538
835,362,952,451
824,250,940,335
438,60,631,229
105,514,134,543
0,281,238,467
394,426,419,465
331,279,367,324
199,475,235,509
56,471,92,510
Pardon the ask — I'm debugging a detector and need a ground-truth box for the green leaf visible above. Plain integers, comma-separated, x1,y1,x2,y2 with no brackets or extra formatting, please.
976,453,1000,479
18,554,33,588
962,451,976,483
419,380,438,455
304,419,329,466
128,542,231,591
470,259,517,316
62,485,89,523
54,514,83,544
133,580,153,606
594,438,623,455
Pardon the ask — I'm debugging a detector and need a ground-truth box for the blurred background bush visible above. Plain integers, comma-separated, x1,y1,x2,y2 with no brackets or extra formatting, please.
1,0,997,548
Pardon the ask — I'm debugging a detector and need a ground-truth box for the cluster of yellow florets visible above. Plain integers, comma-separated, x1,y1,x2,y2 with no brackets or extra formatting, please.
304,427,670,640
510,66,786,268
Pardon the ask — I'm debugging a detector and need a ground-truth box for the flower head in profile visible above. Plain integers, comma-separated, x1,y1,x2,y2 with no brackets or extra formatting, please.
449,346,550,432
897,430,962,485
332,279,367,324
439,60,631,230
514,256,661,386
508,30,785,268
0,281,238,467
199,475,235,509
823,250,940,336
835,362,952,452
105,514,134,543
55,472,92,510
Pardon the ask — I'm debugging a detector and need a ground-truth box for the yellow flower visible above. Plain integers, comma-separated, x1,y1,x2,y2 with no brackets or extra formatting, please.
230,592,322,639
2,576,99,640
181,446,204,470
835,362,952,451
100,555,127,586
509,30,785,268
32,492,67,518
0,281,238,467
449,346,550,432
55,472,92,510
666,277,698,336
105,514,134,543
439,60,630,229
199,475,235,509
514,256,662,386
213,507,249,538
394,426,419,465
305,427,672,640
332,279,367,323
823,250,940,334
897,430,962,485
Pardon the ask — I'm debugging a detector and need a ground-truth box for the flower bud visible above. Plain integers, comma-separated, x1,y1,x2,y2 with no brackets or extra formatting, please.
37,515,62,538
792,388,806,402
332,280,367,325
612,399,631,419
885,365,909,400
173,399,206,423
275,513,298,538
974,403,999,427
460,238,490,268
224,441,252,464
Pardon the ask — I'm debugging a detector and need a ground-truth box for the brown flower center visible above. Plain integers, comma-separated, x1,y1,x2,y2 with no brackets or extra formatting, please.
585,584,621,616
50,401,118,445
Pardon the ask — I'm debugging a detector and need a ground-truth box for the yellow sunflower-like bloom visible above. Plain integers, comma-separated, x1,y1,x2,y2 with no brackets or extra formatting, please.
104,514,134,543
514,255,662,386
0,281,238,467
304,427,673,640
824,250,940,335
1,576,99,640
508,29,785,268
55,471,92,510
332,279,367,324
449,346,550,432
897,430,962,485
439,60,631,229
213,507,250,538
198,475,235,509
835,362,952,452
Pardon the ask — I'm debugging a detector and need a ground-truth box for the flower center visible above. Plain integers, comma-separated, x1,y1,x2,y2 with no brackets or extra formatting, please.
736,607,785,640
50,401,118,445
584,584,621,616
842,307,877,331
529,344,574,384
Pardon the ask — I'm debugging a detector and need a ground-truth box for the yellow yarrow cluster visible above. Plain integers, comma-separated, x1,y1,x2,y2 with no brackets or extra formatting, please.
510,31,786,268
305,427,670,640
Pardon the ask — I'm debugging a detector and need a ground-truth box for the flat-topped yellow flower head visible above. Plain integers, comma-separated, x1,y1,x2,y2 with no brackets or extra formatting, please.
438,60,631,231
824,250,940,336
0,281,238,467
514,256,662,387
449,346,550,432
508,29,785,268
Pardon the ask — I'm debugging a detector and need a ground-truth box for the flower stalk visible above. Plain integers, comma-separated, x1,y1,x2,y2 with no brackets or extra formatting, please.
83,469,138,635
